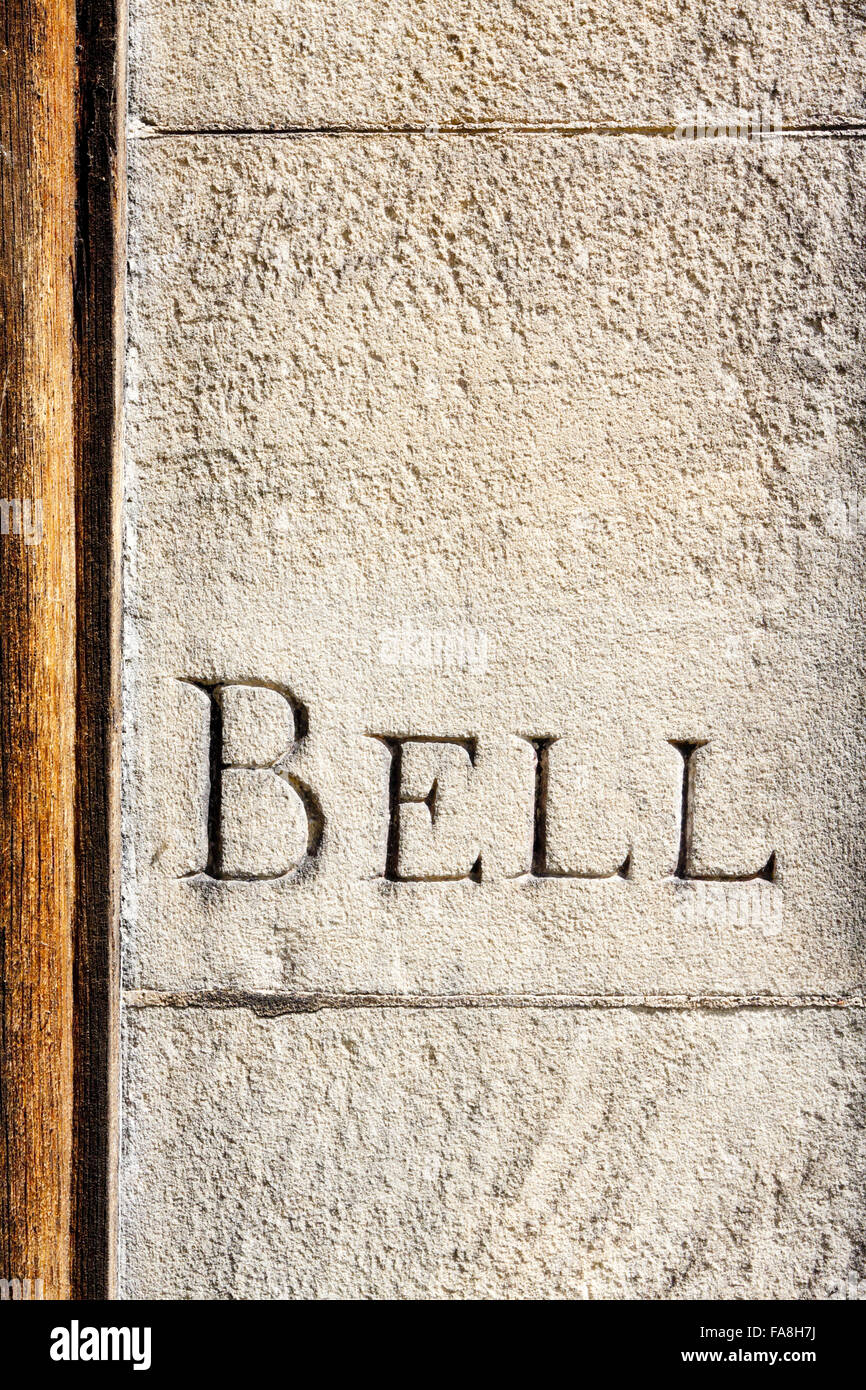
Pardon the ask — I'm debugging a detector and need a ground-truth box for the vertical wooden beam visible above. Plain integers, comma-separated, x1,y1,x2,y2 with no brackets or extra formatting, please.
0,0,78,1299
72,0,124,1300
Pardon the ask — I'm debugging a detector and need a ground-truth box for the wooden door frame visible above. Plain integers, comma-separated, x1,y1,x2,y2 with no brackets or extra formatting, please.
0,0,124,1300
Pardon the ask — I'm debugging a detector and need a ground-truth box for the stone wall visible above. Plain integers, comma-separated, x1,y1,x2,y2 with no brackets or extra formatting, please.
121,2,866,1298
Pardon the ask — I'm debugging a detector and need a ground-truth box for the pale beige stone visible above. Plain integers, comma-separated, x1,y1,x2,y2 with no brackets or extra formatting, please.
543,738,633,875
128,0,866,130
121,1006,866,1299
219,770,309,878
122,2,866,1304
220,682,297,766
124,133,866,996
395,740,482,880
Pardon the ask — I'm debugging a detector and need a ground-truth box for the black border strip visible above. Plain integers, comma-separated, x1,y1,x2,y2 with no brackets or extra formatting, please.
72,0,125,1301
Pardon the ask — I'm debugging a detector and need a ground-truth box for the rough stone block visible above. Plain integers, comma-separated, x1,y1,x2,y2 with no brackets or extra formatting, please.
129,0,866,129
123,134,866,997
121,1006,866,1299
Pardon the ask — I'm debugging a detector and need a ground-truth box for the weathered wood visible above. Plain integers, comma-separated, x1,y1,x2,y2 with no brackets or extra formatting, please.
0,0,78,1298
72,0,125,1302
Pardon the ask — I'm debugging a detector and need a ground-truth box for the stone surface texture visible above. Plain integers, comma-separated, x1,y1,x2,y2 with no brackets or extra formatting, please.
125,134,866,998
123,1007,866,1299
122,1,866,1299
128,0,866,129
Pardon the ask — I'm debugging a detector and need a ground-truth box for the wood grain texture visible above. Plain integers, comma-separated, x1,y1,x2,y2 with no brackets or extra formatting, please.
0,0,78,1299
72,0,125,1302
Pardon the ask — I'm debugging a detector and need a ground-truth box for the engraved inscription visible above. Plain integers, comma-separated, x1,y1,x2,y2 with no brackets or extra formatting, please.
184,680,323,881
369,735,483,883
670,740,776,883
521,736,632,880
174,682,779,891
